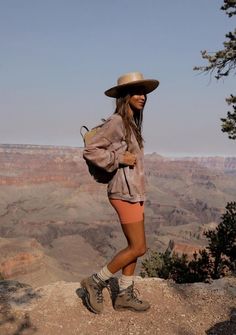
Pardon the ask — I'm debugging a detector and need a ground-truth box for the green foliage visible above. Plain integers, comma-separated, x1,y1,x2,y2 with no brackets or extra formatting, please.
194,0,236,140
204,201,236,278
221,95,236,139
141,249,212,284
141,202,236,283
167,253,192,284
188,249,213,282
221,0,236,17
140,250,165,278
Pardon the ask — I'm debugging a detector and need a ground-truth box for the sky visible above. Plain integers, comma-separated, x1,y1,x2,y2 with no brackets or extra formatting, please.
0,0,235,156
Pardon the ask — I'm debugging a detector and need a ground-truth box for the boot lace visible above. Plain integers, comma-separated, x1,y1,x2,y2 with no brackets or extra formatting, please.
92,275,107,303
127,285,142,304
93,284,104,303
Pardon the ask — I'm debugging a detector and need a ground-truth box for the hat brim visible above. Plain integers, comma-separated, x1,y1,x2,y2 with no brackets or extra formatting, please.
104,79,159,98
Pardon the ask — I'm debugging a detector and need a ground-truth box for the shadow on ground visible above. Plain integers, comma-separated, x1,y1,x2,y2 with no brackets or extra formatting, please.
206,307,236,335
0,280,41,334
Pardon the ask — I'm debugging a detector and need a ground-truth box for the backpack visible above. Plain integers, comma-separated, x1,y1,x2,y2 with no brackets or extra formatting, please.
80,120,116,184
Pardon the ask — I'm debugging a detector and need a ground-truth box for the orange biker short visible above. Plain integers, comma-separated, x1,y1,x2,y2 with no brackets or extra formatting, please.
109,199,144,224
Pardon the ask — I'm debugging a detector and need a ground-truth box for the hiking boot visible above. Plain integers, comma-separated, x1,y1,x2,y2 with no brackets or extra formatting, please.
114,283,150,312
80,274,108,314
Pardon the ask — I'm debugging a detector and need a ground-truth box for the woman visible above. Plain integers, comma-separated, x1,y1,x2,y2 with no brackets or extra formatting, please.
81,72,159,313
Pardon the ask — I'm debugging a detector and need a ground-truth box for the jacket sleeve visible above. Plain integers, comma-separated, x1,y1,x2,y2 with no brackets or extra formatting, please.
83,115,126,173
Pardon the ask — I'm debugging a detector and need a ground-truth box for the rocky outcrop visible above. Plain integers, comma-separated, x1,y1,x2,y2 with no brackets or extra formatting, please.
0,253,42,279
167,239,203,258
0,238,44,279
0,276,235,335
0,235,107,287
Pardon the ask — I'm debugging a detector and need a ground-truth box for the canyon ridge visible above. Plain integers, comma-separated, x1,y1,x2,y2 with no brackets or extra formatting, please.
0,144,235,286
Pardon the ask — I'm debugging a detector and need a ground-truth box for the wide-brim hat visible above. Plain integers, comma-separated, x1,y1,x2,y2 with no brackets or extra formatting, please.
104,72,159,98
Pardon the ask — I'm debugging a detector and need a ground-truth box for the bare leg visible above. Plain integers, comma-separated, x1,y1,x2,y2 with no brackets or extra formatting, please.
107,221,146,274
122,259,137,276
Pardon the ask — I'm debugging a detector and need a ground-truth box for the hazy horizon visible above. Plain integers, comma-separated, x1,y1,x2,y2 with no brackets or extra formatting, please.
0,142,235,158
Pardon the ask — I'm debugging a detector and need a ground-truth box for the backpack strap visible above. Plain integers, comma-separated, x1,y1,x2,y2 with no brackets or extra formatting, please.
80,126,90,143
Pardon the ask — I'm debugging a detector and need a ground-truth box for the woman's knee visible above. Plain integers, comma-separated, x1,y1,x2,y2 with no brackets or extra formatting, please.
139,245,148,257
130,244,147,258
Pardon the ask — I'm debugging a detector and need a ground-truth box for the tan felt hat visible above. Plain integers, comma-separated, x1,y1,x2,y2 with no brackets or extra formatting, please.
104,72,159,98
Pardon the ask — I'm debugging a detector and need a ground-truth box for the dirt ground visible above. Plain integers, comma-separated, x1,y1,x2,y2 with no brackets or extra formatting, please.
0,276,236,335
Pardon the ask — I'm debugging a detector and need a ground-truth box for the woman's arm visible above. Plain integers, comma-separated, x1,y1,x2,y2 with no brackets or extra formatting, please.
83,115,127,172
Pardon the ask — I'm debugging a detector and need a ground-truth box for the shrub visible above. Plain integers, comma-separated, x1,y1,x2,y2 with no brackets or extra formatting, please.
141,249,212,283
204,201,236,278
141,202,236,283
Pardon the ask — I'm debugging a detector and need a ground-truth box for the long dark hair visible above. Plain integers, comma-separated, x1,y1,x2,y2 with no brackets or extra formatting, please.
114,94,144,149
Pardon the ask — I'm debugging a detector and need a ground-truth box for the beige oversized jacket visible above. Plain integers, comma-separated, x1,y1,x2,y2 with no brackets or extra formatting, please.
83,114,145,203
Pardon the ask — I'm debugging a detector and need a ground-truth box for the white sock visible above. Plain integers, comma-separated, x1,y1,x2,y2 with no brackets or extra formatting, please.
119,274,134,291
96,265,113,282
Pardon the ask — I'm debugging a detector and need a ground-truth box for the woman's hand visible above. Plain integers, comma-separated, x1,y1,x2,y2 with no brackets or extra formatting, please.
120,151,136,167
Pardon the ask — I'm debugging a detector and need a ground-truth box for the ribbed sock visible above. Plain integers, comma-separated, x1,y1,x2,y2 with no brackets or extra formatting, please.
96,265,113,282
119,274,134,291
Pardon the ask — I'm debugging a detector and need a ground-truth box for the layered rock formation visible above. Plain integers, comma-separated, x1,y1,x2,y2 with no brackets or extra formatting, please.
0,238,43,279
0,144,235,286
171,155,236,173
167,239,203,258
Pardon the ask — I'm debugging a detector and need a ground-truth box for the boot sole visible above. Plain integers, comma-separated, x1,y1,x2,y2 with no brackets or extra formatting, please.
114,305,150,313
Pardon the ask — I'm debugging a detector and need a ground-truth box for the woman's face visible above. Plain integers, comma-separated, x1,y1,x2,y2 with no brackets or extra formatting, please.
128,90,147,112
